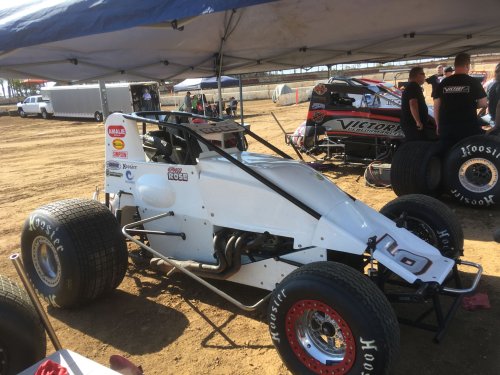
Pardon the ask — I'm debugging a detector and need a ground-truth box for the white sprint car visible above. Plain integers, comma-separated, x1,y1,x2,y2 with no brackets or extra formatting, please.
20,111,482,375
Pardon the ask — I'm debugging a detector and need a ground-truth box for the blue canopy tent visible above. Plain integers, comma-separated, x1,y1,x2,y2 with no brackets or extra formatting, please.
173,76,240,92
2,0,499,81
174,76,241,118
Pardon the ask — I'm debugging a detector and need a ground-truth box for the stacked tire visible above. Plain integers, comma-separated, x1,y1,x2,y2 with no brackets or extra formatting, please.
442,135,500,207
390,135,500,208
390,141,442,197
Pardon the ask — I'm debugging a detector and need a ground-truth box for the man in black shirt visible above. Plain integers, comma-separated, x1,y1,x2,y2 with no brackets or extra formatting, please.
488,63,500,126
401,66,431,141
425,64,443,99
434,53,487,147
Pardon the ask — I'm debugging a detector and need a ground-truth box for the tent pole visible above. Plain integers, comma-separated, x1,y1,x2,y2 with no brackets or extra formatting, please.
218,78,222,118
98,80,110,121
239,74,243,124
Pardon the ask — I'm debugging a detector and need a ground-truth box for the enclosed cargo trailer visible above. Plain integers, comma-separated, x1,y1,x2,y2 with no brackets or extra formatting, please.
41,82,160,121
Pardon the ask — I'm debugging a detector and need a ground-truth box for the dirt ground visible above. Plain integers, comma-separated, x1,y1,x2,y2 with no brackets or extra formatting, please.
0,100,499,375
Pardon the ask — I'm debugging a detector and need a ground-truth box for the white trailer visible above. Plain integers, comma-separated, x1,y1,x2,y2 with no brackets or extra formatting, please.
40,82,160,121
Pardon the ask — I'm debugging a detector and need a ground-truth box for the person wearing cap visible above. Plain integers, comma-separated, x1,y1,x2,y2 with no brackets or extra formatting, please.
425,64,444,99
433,53,487,148
401,66,434,141
183,91,192,113
444,66,454,78
487,63,500,127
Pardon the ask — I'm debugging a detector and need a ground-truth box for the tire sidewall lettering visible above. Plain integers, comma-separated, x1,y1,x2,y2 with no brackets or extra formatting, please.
29,214,64,252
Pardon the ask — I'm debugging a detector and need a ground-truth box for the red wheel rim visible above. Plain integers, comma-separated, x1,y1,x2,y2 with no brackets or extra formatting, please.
286,299,356,374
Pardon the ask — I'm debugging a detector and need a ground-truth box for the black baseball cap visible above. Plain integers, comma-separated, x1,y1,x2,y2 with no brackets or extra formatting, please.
444,66,454,73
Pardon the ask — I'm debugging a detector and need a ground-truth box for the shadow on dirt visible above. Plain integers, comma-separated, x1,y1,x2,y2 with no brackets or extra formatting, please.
47,286,189,355
127,262,273,351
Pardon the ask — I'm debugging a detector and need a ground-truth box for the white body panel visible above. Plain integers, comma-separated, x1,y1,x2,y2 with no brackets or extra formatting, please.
104,113,455,289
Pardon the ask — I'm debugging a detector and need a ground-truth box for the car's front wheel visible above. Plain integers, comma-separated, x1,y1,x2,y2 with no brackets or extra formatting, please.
269,262,399,375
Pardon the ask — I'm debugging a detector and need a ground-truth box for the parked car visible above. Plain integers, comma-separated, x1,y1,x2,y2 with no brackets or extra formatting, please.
16,95,53,119
286,80,500,207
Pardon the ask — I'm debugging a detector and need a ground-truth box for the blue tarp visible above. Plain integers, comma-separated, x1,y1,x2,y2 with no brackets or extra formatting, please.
173,76,240,92
0,0,272,51
0,0,499,82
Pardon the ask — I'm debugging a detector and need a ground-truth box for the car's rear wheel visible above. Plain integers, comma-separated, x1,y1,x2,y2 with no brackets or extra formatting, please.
21,199,128,308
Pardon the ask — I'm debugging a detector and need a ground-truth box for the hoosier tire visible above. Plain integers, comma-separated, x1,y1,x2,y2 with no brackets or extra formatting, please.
21,199,128,308
390,141,442,196
443,135,500,207
268,262,399,375
0,275,46,375
380,194,464,258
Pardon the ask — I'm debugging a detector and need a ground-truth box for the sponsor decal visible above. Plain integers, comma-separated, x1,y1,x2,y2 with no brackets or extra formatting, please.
311,102,326,110
112,139,125,150
106,160,121,170
106,169,123,178
167,166,188,181
112,151,128,159
198,124,241,134
323,117,403,138
313,83,328,96
443,85,470,94
125,170,135,183
312,111,325,123
122,163,138,170
108,125,126,138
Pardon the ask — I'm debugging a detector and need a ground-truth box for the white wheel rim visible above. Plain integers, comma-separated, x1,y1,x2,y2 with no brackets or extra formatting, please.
32,236,61,287
458,158,498,193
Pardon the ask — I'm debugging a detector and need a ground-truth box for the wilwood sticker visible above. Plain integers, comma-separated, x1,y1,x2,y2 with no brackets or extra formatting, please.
106,161,121,170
